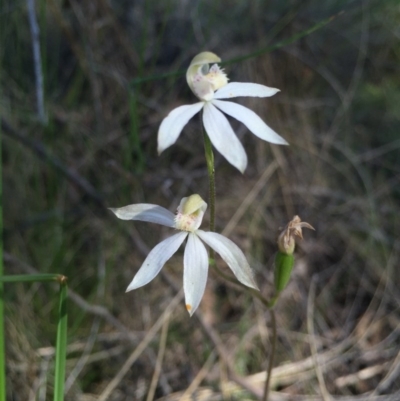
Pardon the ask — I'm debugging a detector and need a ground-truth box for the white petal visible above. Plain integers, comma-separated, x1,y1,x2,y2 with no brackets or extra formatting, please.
214,82,280,99
212,100,288,145
202,102,247,173
183,233,209,316
126,232,188,291
109,204,175,227
196,230,258,290
158,103,204,154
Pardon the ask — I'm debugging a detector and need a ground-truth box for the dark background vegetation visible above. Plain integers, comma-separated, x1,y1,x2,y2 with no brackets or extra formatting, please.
1,0,400,400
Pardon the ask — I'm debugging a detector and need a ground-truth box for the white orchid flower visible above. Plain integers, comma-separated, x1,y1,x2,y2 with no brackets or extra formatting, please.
158,51,288,173
110,194,258,316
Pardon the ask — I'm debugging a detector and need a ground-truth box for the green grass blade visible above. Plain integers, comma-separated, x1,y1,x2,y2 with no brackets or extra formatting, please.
0,96,6,401
129,12,341,87
222,12,343,66
127,89,145,173
0,272,69,399
53,279,68,401
0,273,66,283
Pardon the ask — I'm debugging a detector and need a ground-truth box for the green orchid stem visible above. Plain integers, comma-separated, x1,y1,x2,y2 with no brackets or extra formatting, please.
201,116,278,401
268,292,281,309
212,263,271,309
212,257,280,401
262,308,277,401
202,128,215,233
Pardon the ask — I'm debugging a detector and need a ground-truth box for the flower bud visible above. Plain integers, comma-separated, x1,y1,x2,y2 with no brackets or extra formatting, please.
274,216,314,294
274,252,294,293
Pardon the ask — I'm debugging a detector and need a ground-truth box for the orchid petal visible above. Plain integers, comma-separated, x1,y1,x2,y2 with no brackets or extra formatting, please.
158,103,204,154
109,204,175,228
202,102,247,173
212,100,288,145
214,82,280,99
183,233,209,316
196,230,258,290
126,231,188,292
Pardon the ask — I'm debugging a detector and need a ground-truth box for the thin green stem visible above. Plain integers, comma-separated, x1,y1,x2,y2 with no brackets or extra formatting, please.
202,128,215,233
212,260,279,401
127,89,144,173
211,258,279,401
0,79,5,401
200,97,279,401
0,273,66,283
54,278,68,401
212,263,272,308
0,274,68,400
129,12,340,87
222,12,343,67
262,308,277,401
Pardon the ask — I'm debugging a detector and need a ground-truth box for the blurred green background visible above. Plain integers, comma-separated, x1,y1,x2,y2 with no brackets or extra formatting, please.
1,0,400,400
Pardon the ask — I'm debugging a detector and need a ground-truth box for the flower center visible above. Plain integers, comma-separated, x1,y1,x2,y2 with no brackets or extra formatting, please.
175,211,201,232
174,194,207,232
186,53,228,102
191,64,228,101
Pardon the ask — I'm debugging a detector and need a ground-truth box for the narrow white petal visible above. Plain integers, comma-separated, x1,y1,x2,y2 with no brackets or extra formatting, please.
158,103,204,154
214,82,280,99
183,233,209,316
212,100,288,145
109,204,175,227
196,230,258,290
202,102,247,173
126,232,188,291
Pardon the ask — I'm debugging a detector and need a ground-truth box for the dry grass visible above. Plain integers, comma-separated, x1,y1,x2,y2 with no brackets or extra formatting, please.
2,0,400,400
